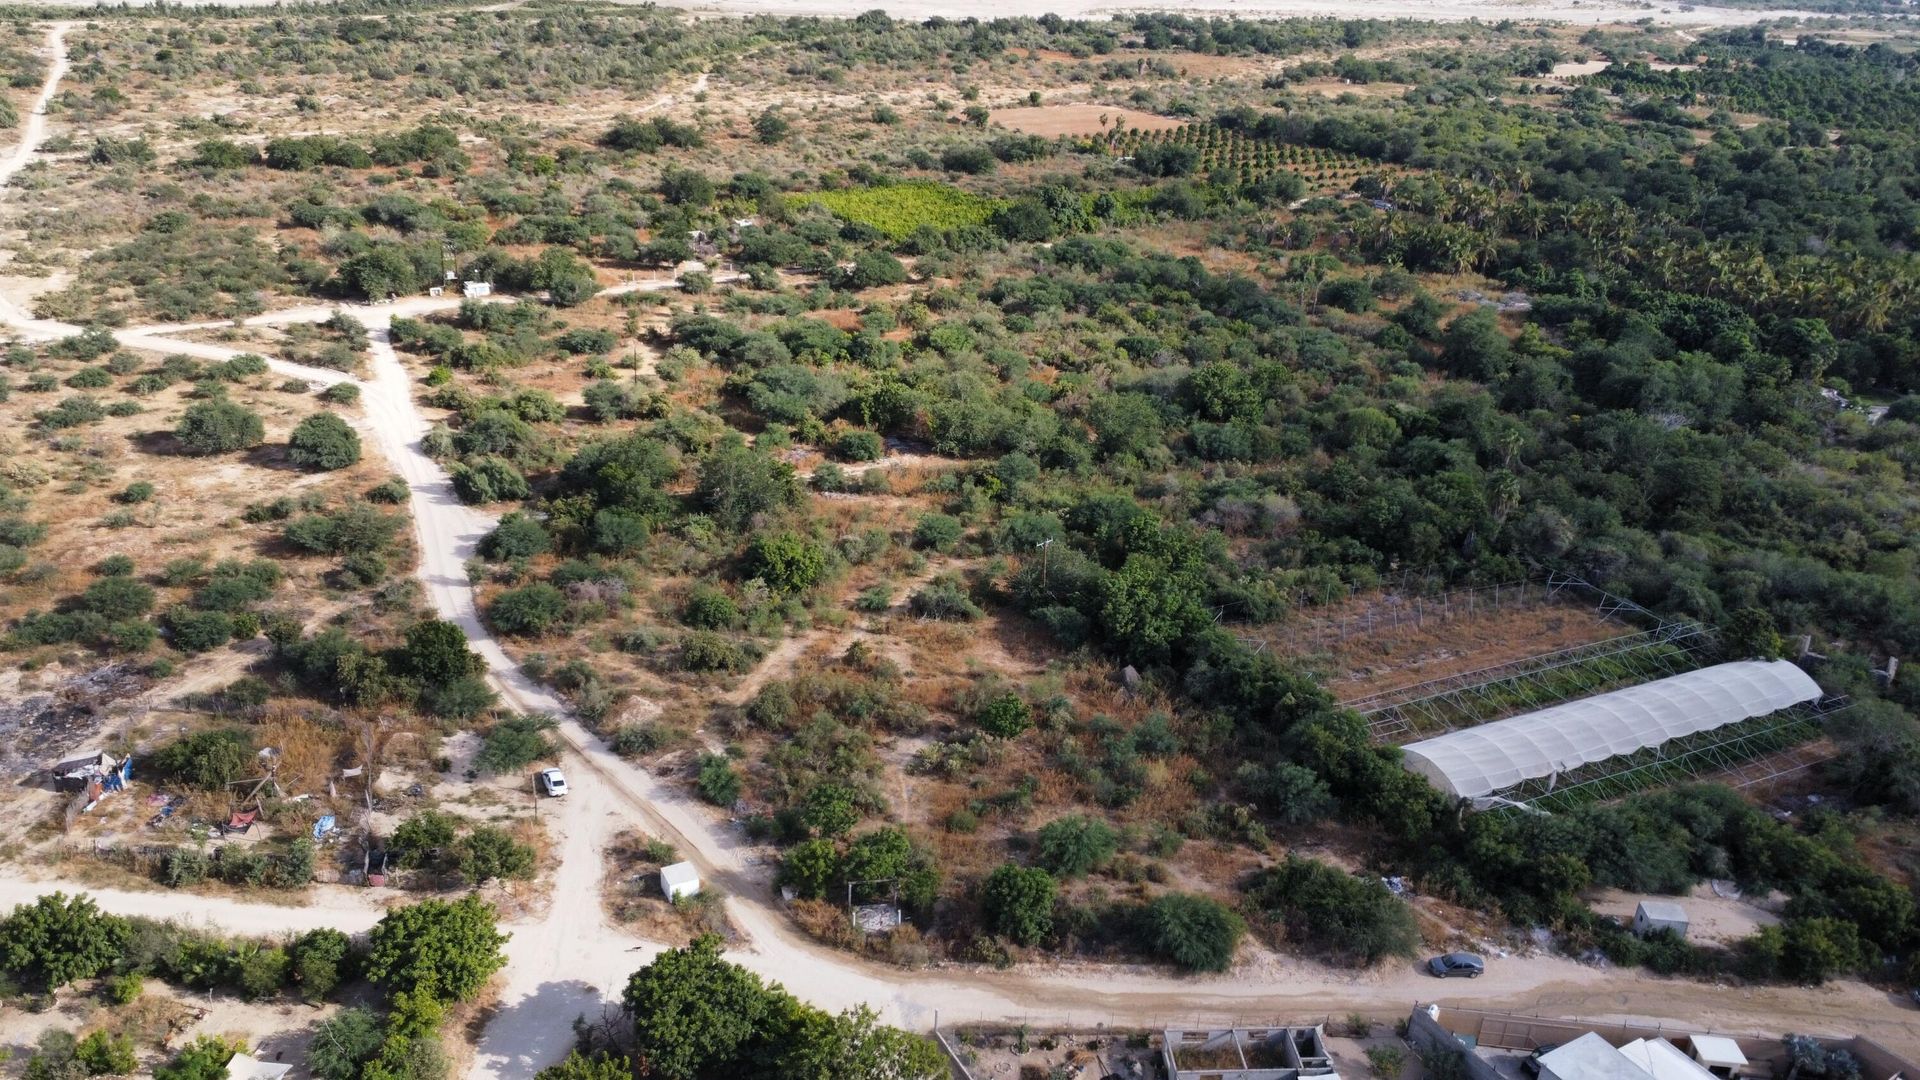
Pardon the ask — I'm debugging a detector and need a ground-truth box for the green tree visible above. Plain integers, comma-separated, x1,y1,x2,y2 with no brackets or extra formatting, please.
338,245,423,300
291,927,354,1001
1723,607,1783,660
363,895,509,1003
753,109,791,145
535,1052,634,1080
534,247,600,307
744,532,827,594
1034,815,1117,878
1782,917,1863,985
775,1004,947,1080
175,400,264,454
393,811,460,868
1243,855,1419,965
480,513,551,561
696,754,742,806
1096,555,1209,664
911,513,963,552
623,934,774,1080
1141,892,1244,973
455,826,537,884
153,1036,241,1080
476,714,557,773
149,729,252,791
488,583,568,636
975,693,1031,739
781,838,841,900
801,782,862,837
403,619,484,686
695,440,799,530
980,863,1055,946
308,1008,385,1080
288,412,362,470
79,575,154,620
659,167,716,207
73,1030,137,1076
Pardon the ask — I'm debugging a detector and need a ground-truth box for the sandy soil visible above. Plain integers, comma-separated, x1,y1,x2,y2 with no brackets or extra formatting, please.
989,104,1187,137
1587,883,1784,945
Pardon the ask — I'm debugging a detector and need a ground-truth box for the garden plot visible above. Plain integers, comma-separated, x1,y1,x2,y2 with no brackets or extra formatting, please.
1256,582,1630,702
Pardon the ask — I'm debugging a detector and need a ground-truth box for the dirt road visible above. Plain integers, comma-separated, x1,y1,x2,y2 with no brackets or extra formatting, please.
4,18,1920,1078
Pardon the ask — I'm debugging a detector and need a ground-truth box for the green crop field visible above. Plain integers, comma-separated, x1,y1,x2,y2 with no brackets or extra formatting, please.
795,182,1002,241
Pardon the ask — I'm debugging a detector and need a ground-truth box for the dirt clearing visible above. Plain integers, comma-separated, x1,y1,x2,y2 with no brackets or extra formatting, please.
990,104,1187,137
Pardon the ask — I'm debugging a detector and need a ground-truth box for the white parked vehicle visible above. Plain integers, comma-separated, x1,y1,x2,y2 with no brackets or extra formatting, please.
536,768,568,797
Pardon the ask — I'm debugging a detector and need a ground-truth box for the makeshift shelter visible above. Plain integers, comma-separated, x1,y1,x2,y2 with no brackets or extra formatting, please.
49,749,116,792
1633,901,1689,939
660,861,700,901
1400,661,1823,799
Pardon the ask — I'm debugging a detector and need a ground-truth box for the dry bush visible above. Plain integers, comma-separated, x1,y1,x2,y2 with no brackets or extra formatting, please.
790,897,859,949
253,711,344,796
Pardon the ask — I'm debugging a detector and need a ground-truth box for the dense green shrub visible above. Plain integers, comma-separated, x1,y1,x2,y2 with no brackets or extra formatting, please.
980,863,1056,946
476,714,557,773
287,412,362,470
175,400,264,454
1243,856,1419,965
1139,893,1245,972
489,583,567,636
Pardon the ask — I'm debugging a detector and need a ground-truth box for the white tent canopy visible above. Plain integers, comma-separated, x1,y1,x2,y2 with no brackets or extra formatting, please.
225,1053,293,1080
1401,660,1822,799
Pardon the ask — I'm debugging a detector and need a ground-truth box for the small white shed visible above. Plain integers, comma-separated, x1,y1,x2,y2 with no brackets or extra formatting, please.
660,861,701,901
1633,900,1689,939
1688,1036,1749,1079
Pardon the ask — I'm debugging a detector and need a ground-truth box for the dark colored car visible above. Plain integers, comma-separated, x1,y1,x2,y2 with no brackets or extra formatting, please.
1427,952,1486,978
1523,1044,1561,1075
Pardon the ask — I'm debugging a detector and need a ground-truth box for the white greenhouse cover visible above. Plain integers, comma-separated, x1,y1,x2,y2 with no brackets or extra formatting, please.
1401,660,1822,799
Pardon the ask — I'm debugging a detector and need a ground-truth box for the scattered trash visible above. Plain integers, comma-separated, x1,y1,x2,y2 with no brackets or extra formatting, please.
1382,876,1410,897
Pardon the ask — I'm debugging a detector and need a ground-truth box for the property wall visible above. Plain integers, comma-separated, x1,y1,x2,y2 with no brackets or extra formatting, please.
1407,1007,1506,1080
1413,1006,1918,1080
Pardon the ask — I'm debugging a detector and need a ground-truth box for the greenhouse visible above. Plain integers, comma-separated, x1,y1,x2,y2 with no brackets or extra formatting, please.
1400,660,1824,799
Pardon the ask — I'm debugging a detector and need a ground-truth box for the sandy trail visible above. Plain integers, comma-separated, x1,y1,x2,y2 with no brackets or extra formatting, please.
4,16,1920,1077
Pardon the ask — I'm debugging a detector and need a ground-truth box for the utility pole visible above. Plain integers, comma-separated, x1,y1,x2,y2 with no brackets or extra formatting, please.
1035,538,1054,589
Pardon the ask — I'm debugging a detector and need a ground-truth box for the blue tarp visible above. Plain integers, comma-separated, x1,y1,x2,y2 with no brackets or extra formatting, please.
313,815,337,839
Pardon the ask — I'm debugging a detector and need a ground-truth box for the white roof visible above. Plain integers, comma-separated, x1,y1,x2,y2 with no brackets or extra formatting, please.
226,1053,293,1080
1636,900,1688,923
1401,661,1822,798
1620,1039,1717,1080
1542,1034,1652,1080
661,861,699,887
1688,1036,1748,1070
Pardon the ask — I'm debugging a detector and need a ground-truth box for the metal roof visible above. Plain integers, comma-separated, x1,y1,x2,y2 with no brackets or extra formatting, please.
1541,1034,1654,1080
1688,1037,1748,1069
1636,901,1689,923
1400,661,1822,799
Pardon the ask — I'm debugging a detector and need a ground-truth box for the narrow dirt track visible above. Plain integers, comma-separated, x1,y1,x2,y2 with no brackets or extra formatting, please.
4,20,1920,1078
